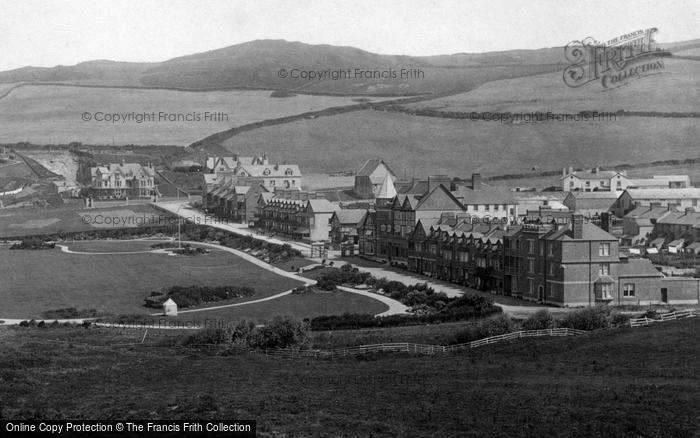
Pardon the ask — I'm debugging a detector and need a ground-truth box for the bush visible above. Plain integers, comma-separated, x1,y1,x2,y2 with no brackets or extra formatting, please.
251,315,310,350
144,285,256,309
557,306,612,331
522,310,555,330
476,314,517,338
182,320,256,347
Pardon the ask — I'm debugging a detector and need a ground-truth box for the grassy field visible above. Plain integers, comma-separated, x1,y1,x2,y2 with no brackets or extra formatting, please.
0,318,697,436
0,245,303,318
0,84,389,146
222,108,700,179
0,203,177,238
171,290,388,324
404,57,700,113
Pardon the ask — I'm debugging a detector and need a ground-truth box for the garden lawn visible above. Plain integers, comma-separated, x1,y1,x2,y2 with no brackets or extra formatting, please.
0,245,302,318
171,290,389,324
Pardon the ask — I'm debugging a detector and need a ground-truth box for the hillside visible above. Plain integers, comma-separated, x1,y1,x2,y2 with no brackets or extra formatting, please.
0,39,572,95
1,318,698,436
403,57,700,113
219,109,700,177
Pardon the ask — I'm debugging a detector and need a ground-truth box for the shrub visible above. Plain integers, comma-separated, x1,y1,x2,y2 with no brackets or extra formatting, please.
476,314,517,338
557,306,612,331
251,315,310,350
144,285,256,308
522,310,555,330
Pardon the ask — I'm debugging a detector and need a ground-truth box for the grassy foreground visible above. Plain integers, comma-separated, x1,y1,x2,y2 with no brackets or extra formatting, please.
1,318,698,437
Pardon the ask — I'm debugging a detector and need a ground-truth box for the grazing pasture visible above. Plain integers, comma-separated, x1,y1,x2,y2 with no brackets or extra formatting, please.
0,85,388,146
0,318,698,436
223,109,700,177
404,58,700,113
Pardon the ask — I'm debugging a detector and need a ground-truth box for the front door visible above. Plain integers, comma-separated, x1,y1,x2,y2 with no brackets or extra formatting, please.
661,288,668,303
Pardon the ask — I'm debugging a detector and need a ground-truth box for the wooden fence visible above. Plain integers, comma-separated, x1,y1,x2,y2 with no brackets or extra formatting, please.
629,310,696,328
249,328,587,359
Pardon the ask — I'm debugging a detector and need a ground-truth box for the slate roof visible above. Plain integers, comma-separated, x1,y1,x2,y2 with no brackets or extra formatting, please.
356,158,395,178
545,222,617,241
332,209,367,225
618,258,664,278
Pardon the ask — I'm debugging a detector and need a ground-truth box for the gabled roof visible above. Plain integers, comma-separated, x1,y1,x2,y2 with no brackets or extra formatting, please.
562,170,622,180
668,239,686,247
415,185,464,211
357,158,395,178
332,209,367,225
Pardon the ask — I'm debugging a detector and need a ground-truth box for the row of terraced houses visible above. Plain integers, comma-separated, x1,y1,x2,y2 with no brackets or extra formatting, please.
356,173,700,306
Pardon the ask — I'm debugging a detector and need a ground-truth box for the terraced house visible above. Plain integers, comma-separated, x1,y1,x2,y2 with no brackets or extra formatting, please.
408,214,505,292
255,191,338,242
89,161,156,199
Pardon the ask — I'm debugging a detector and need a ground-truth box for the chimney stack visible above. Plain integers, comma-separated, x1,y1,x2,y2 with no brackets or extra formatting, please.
472,173,483,190
572,214,584,239
562,167,567,177
428,175,451,193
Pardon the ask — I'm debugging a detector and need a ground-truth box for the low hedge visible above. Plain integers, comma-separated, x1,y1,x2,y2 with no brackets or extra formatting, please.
145,285,256,309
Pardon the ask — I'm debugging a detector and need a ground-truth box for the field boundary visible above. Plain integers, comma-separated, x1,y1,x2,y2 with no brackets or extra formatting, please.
249,328,587,359
629,309,696,327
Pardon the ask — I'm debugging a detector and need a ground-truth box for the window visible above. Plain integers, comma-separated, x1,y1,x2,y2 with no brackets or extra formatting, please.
596,283,613,300
623,283,635,297
269,180,275,186
528,279,534,294
527,240,534,254
528,258,535,273
539,243,544,256
569,181,574,188
285,168,293,176
511,277,518,292
549,263,555,276
548,244,554,256
599,263,610,276
485,204,490,212
599,243,610,256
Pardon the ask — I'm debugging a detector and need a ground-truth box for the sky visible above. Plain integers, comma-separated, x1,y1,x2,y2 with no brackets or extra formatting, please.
0,0,698,71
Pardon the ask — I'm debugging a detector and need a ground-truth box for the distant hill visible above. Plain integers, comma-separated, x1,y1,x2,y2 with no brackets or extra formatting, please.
0,39,574,95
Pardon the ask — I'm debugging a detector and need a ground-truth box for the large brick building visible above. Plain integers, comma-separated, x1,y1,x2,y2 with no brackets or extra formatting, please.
503,215,699,306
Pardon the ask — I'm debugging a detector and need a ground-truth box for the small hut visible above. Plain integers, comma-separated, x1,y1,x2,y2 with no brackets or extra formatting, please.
162,298,178,317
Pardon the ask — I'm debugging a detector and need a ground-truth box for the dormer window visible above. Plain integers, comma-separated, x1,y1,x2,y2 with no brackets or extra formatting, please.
263,168,271,176
285,168,293,176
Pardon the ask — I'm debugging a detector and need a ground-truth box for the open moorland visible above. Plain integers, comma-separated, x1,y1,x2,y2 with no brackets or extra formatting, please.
0,242,304,318
0,318,697,436
0,84,387,146
221,109,700,177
